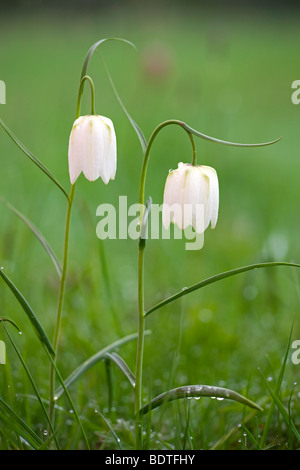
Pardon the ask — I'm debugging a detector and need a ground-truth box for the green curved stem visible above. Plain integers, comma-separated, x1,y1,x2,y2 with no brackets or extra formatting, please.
187,131,197,165
139,121,190,216
76,75,95,118
144,261,300,317
80,37,136,80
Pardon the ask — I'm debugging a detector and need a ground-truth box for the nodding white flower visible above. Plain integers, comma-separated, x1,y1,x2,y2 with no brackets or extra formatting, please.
68,114,117,185
162,162,219,234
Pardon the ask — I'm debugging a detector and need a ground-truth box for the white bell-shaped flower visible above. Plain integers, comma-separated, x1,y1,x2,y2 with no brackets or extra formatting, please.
162,162,219,234
68,114,117,185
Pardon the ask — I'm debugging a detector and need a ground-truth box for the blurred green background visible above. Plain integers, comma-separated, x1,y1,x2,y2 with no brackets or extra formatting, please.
0,0,300,449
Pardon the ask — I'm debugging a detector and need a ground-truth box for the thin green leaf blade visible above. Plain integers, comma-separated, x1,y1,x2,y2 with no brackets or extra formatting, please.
54,331,150,399
99,53,147,154
44,346,90,449
105,352,136,388
182,121,282,147
139,384,263,416
145,262,300,317
95,408,123,450
0,267,55,356
259,369,300,441
1,198,62,277
0,316,22,333
81,37,136,79
0,118,69,199
260,322,294,446
83,36,147,153
1,322,59,449
0,397,46,449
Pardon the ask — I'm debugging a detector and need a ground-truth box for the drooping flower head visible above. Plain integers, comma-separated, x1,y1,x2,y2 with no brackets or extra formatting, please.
162,162,219,234
68,114,117,185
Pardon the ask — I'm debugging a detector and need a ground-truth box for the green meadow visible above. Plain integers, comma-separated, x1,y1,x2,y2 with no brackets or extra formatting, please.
0,6,300,449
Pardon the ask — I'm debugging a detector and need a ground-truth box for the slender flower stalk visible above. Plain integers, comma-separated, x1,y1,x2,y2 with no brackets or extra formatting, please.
135,120,195,449
49,75,97,425
49,183,76,424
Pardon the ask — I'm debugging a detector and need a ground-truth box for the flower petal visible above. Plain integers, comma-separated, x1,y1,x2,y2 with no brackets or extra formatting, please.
99,116,117,184
68,115,117,185
68,116,86,184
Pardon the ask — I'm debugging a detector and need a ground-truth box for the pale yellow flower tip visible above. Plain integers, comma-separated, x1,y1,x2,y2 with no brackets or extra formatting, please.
162,162,219,234
68,114,117,185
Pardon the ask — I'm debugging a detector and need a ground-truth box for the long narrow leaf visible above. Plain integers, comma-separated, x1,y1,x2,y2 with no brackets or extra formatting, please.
182,121,281,147
259,369,300,441
105,352,136,388
0,397,46,449
260,322,294,446
0,118,68,199
139,384,263,416
54,331,150,399
80,37,136,79
99,53,147,154
1,198,62,277
2,322,59,449
145,261,300,317
81,37,147,153
95,408,123,450
0,268,55,356
211,397,269,450
241,423,262,450
44,346,90,450
0,316,22,333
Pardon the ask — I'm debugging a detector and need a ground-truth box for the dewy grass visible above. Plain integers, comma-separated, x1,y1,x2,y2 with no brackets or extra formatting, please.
0,19,300,450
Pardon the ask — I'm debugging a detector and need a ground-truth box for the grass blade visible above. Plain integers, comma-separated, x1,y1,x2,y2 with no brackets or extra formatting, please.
211,397,269,450
105,352,136,388
0,316,22,333
0,267,55,357
260,322,294,446
259,369,300,442
0,198,62,277
241,423,262,450
95,408,123,450
54,331,150,400
139,384,263,416
44,347,90,450
79,37,147,153
80,37,136,79
182,121,281,147
99,53,147,154
0,397,46,449
1,322,60,449
145,261,300,317
0,118,68,199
